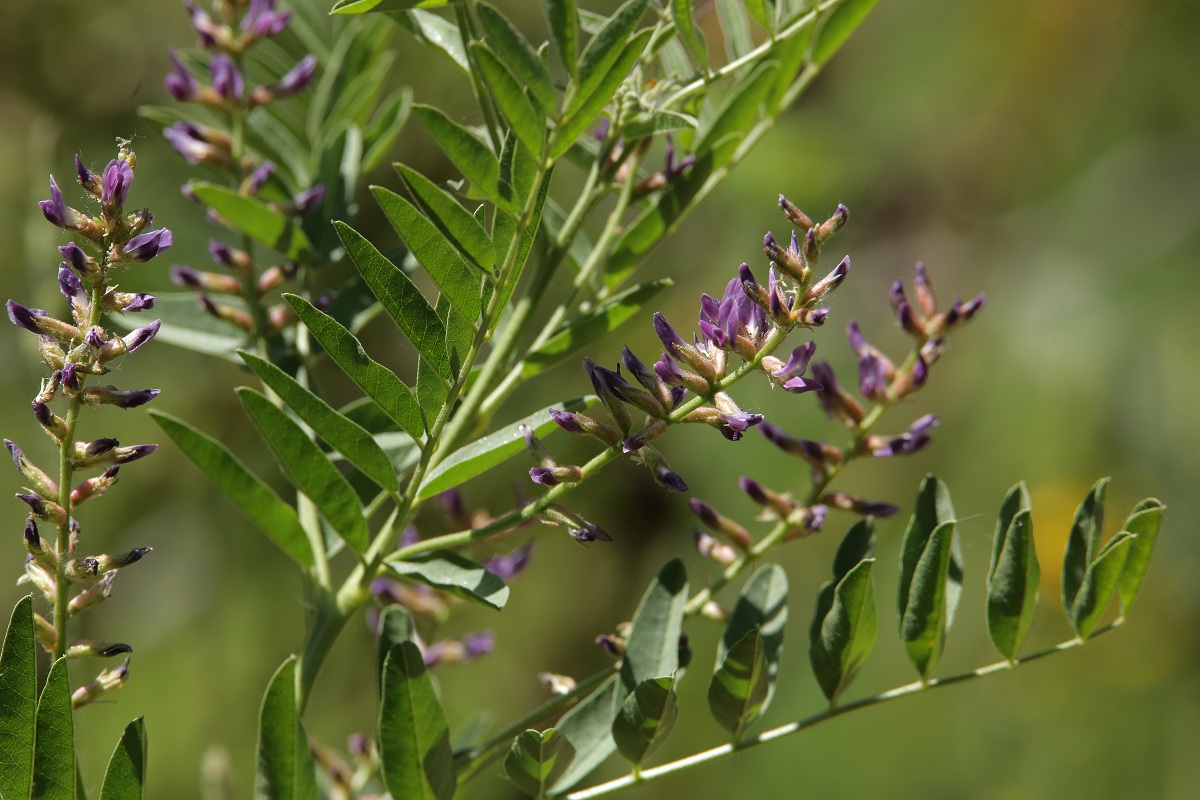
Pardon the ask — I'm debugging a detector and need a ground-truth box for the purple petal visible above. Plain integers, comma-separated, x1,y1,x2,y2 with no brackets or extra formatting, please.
211,54,244,101
101,159,133,208
38,176,69,227
124,229,173,261
483,542,534,581
123,320,162,354
529,467,558,486
6,300,47,333
58,266,84,302
277,54,317,95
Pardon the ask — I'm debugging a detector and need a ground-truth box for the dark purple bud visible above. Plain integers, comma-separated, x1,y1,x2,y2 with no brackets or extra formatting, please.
183,1,221,46
100,159,134,209
164,122,223,166
115,293,156,312
123,320,161,354
778,194,814,230
654,465,688,493
82,386,160,409
759,422,841,467
59,243,96,276
170,265,202,287
292,185,325,214
595,634,623,655
584,357,633,433
960,293,986,320
242,0,292,37
620,347,660,394
811,362,866,425
652,311,687,352
38,176,71,228
60,363,80,391
24,518,42,553
805,504,829,533
165,49,200,101
462,631,495,660
620,419,667,453
717,411,763,441
245,161,275,194
913,262,937,317
806,256,850,303
529,467,558,486
822,491,898,518
548,408,584,434
798,307,829,326
84,438,119,457
897,299,925,339
570,522,612,543
211,54,244,101
117,546,152,567
123,229,173,261
847,321,867,356
817,203,849,241
85,328,105,348
857,351,889,402
889,279,907,315
739,476,770,506
58,266,85,303
276,54,318,96
7,300,47,333
483,542,534,581
33,402,66,440
96,642,135,658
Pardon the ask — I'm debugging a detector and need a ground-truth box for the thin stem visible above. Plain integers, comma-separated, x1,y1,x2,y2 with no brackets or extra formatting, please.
567,622,1123,800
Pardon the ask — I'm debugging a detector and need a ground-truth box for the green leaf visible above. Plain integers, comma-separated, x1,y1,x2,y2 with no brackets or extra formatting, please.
477,3,557,113
671,0,707,68
0,596,36,800
542,0,579,79
413,105,510,211
119,293,243,360
387,550,509,611
470,43,547,157
380,642,456,800
1116,499,1165,616
285,295,425,440
376,606,415,690
899,521,957,679
504,729,575,798
718,564,787,711
1061,478,1109,616
715,0,753,59
621,560,689,691
708,629,770,737
489,170,553,333
551,28,652,159
987,493,1039,662
32,657,74,800
743,0,772,30
256,657,319,800
692,60,779,164
336,219,464,373
363,88,413,172
612,675,678,766
522,279,672,377
810,559,877,703
569,0,648,115
395,164,494,273
150,411,313,567
391,11,470,73
188,182,312,260
332,0,450,14
549,677,620,793
99,718,147,800
237,388,369,554
415,396,594,501
812,0,880,66
239,352,398,493
372,188,489,326
1070,533,1135,640
621,108,698,142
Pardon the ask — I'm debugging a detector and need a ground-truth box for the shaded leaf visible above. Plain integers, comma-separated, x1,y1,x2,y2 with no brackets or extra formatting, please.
743,0,772,30
376,606,415,690
504,729,575,798
621,560,689,692
622,108,698,142
380,642,456,800
671,0,708,68
708,629,770,737
810,559,877,703
522,279,672,377
987,492,1039,661
372,188,489,326
256,657,319,800
240,352,398,493
692,60,779,164
336,219,464,369
812,0,881,65
391,10,470,73
1071,533,1135,640
332,0,450,13
715,0,753,59
237,388,370,554
470,43,547,156
387,550,509,610
542,0,579,79
899,522,957,679
548,676,620,794
570,0,649,115
489,171,553,332
413,105,510,211
719,564,787,710
285,295,425,439
395,164,494,273
0,596,36,800
150,411,313,567
1116,499,1165,616
119,293,243,360
551,29,652,159
477,3,557,113
188,182,312,259
363,88,413,172
99,718,147,800
612,675,678,766
415,396,594,501
32,658,74,800
1061,478,1108,616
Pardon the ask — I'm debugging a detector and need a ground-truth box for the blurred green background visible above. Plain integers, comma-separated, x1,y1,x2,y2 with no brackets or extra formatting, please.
2,0,1198,797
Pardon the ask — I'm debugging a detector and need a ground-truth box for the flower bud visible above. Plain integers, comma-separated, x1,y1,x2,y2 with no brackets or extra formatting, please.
71,657,130,708
34,613,57,651
777,194,814,230
81,386,160,409
6,439,60,499
17,493,66,524
538,672,577,696
528,465,583,486
819,491,898,518
688,497,752,550
548,408,619,447
739,476,794,518
23,559,57,601
119,229,173,262
32,401,68,441
694,530,737,566
69,571,117,615
805,256,850,304
66,640,133,659
71,465,120,506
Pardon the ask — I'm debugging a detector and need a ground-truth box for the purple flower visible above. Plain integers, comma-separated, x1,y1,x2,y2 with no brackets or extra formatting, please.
38,176,82,230
462,631,495,659
100,159,133,209
822,492,898,518
483,542,533,581
717,410,763,441
60,363,81,391
123,320,162,354
868,414,939,457
82,386,160,409
663,135,694,181
211,54,244,101
58,266,84,303
242,0,292,37
806,256,850,303
123,229,173,261
569,522,612,543
548,408,584,434
85,328,106,348
811,361,866,425
164,122,219,165
164,49,199,102
275,54,317,96
529,467,558,486
759,422,840,467
292,185,325,214
245,161,275,194
114,293,156,312
6,301,47,333
59,243,96,276
913,262,937,317
170,265,203,287
183,1,221,47
772,341,819,393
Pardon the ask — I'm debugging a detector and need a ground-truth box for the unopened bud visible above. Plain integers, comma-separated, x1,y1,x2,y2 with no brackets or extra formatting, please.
688,498,752,550
694,530,738,566
700,600,731,623
777,195,814,230
68,571,117,615
34,613,57,651
70,465,119,506
71,657,131,708
66,640,133,659
6,439,60,499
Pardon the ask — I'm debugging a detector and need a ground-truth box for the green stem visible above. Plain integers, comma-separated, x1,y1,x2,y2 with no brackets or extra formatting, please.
566,622,1123,800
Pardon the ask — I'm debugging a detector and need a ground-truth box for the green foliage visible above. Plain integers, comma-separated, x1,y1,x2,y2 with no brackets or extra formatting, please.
0,596,36,799
986,484,1039,661
613,675,679,766
187,182,313,260
718,565,787,713
256,657,319,800
380,642,456,800
33,658,74,800
386,550,510,610
505,728,576,799
99,719,147,800
810,520,878,703
708,629,771,737
1116,499,1165,616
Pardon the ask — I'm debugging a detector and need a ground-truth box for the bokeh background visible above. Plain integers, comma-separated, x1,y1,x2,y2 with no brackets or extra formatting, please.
2,0,1198,798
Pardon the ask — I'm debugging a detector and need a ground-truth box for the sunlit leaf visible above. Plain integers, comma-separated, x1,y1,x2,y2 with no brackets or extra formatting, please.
898,475,961,679
32,658,73,800
387,551,509,610
1116,499,1165,616
671,0,707,68
719,564,787,711
551,29,652,159
376,605,415,689
621,560,689,692
715,0,753,59
505,729,575,798
542,0,579,79
413,105,510,211
986,484,1039,661
708,629,770,737
188,182,312,260
380,642,456,800
0,596,36,800
1070,532,1135,640
477,3,557,113
395,164,494,273
100,718,147,800
256,656,319,800
812,0,881,66
612,675,678,766
810,558,877,703
285,295,425,440
238,388,370,554
569,0,649,116
1061,477,1108,617
332,0,450,14
489,171,552,331
471,43,547,156
391,10,470,73
150,411,313,567
548,676,620,793
240,352,398,493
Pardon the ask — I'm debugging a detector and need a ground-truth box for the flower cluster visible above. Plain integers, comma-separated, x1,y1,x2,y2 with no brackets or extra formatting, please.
163,0,322,341
7,145,166,707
